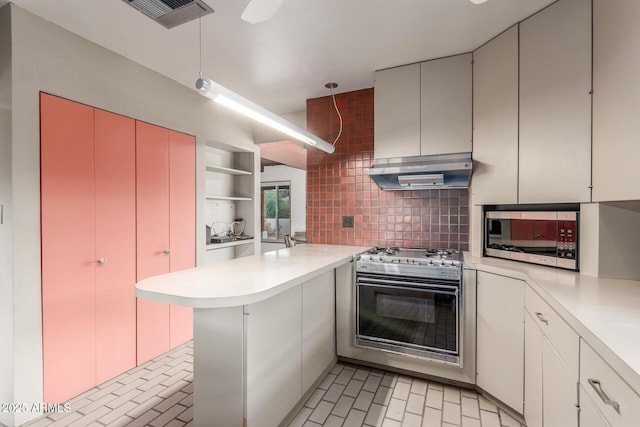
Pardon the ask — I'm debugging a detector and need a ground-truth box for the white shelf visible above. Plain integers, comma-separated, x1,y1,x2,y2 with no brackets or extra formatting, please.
206,164,252,176
206,239,255,250
202,142,259,263
206,195,253,201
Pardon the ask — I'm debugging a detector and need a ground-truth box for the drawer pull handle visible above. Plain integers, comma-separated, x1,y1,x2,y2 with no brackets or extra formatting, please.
535,312,549,325
588,379,620,412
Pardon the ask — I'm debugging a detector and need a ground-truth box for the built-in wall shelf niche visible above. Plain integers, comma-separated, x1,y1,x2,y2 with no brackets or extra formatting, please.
203,142,260,264
205,164,253,176
205,238,255,251
205,195,253,201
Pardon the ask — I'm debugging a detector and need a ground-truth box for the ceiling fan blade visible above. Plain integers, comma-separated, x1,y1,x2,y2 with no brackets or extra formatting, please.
241,0,286,24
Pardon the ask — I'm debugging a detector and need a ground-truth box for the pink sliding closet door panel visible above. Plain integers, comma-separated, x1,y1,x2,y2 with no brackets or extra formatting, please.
136,121,171,364
168,130,196,347
40,93,96,402
94,109,137,383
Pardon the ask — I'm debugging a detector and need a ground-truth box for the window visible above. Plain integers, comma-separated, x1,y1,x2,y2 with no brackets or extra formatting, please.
261,182,291,241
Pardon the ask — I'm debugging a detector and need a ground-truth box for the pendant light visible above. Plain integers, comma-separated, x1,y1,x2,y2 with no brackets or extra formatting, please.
196,77,335,154
193,16,335,154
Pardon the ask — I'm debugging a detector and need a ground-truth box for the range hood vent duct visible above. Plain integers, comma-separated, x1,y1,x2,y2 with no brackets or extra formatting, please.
367,153,473,190
125,0,213,29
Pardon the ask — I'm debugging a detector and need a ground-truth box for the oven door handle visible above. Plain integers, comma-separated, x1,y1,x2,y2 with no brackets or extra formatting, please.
357,281,459,296
356,276,459,292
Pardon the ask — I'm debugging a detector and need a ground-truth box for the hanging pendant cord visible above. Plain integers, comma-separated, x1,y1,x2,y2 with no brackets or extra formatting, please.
330,87,343,146
198,10,202,78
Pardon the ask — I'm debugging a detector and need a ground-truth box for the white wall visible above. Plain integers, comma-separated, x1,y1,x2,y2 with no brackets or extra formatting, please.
6,4,256,425
598,202,640,280
261,164,307,236
0,6,13,427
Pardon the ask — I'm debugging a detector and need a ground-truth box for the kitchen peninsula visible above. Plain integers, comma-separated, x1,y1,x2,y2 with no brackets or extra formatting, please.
135,244,369,427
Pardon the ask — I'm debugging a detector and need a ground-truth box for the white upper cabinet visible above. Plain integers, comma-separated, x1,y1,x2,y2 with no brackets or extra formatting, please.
471,27,519,205
592,0,640,201
374,55,472,159
519,0,592,203
374,63,421,159
421,53,472,156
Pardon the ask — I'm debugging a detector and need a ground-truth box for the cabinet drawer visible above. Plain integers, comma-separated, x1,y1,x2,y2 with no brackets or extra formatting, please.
580,384,612,427
525,285,579,377
580,341,640,427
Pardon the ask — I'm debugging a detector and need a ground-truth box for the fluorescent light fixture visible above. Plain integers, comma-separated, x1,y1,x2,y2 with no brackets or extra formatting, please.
469,0,488,4
196,77,335,154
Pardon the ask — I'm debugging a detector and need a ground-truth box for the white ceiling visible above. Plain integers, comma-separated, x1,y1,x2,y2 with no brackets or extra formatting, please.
3,0,555,114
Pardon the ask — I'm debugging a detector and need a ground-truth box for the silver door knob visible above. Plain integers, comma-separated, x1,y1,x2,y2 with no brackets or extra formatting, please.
164,249,171,254
98,257,107,265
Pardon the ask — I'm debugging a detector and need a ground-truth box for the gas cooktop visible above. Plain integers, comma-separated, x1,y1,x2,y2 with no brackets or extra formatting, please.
356,246,463,281
364,246,461,264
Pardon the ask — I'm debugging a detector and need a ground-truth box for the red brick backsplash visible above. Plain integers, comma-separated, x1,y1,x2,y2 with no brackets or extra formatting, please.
306,88,469,250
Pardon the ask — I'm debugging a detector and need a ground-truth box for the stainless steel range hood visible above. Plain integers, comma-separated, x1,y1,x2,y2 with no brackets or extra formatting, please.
367,153,472,190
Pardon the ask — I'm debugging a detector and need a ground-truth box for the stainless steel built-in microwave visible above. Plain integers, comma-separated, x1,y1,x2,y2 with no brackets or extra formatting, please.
484,210,579,271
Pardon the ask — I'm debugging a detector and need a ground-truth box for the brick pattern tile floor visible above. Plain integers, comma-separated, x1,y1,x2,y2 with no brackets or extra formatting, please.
287,364,525,427
23,342,194,427
23,343,524,427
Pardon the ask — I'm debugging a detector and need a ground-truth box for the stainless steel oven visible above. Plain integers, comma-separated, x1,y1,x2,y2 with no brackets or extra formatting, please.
354,248,463,366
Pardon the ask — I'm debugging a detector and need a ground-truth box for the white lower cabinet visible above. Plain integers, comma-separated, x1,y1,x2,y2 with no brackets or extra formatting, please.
476,271,524,413
302,271,336,393
472,269,640,427
524,310,544,427
246,270,336,427
580,384,612,427
335,261,353,358
246,286,302,427
524,285,579,427
580,339,640,427
542,340,579,427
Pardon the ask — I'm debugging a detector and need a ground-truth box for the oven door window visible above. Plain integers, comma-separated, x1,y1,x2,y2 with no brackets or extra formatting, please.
356,283,458,355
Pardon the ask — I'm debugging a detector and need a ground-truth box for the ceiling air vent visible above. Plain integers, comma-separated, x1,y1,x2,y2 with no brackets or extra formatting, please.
124,0,214,29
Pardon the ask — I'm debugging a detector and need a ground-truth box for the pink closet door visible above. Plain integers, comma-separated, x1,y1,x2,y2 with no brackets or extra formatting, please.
94,109,136,383
41,93,96,402
168,130,196,347
136,121,171,364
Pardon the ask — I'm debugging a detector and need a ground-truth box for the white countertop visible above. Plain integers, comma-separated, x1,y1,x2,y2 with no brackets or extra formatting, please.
465,254,640,393
136,244,369,309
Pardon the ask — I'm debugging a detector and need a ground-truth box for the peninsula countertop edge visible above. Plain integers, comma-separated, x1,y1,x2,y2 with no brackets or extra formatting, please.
135,244,370,309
